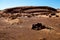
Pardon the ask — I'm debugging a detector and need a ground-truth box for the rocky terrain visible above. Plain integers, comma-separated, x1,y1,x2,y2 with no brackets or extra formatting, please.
0,6,60,40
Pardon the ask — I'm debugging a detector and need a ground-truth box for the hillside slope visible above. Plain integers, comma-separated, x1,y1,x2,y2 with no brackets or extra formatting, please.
0,6,60,40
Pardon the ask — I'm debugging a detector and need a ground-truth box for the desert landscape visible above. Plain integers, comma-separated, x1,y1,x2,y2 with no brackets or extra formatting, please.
0,6,60,40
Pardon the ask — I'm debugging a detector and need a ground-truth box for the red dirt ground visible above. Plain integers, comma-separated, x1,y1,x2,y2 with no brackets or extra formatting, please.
0,17,60,40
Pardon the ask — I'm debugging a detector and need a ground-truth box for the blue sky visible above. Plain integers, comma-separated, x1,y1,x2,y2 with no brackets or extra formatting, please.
0,0,60,10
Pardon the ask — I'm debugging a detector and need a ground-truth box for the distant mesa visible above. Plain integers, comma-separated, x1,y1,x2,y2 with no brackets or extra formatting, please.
0,6,60,18
3,6,57,14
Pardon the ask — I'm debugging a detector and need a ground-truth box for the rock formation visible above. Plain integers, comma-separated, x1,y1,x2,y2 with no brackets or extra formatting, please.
0,6,58,18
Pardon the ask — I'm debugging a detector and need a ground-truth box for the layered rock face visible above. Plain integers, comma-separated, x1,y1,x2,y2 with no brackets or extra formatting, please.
3,6,57,13
0,6,58,18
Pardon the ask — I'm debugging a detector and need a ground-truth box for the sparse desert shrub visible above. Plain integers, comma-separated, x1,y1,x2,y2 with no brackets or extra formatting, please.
16,14,22,17
0,13,9,18
10,14,17,19
32,23,53,30
9,13,22,19
27,15,32,18
31,14,35,16
49,15,52,18
51,13,56,16
1,14,5,17
32,23,46,30
56,15,59,17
